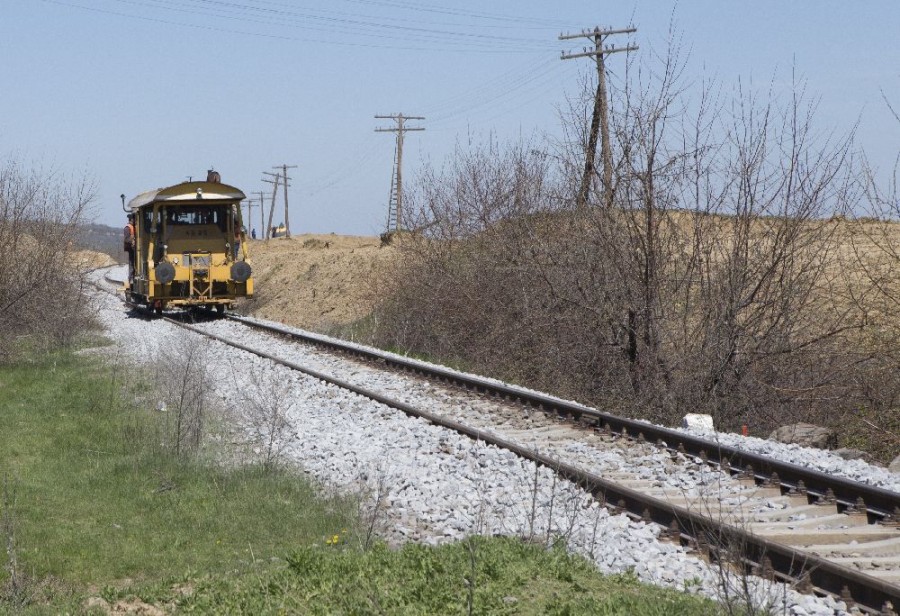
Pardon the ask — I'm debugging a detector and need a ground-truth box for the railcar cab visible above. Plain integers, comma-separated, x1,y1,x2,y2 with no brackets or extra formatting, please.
124,171,253,314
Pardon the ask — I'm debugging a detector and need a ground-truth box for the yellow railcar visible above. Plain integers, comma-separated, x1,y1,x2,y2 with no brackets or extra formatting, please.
124,173,253,314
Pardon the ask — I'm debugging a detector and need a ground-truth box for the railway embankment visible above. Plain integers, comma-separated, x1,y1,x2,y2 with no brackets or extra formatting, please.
239,233,397,334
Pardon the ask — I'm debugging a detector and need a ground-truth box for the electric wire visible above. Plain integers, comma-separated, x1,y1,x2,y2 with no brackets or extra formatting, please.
106,0,558,47
305,138,382,197
40,0,570,52
427,58,565,126
142,0,567,35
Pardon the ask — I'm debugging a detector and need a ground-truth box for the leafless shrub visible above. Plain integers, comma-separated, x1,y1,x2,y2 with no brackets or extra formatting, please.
0,158,96,362
839,96,900,460
354,467,392,551
238,364,295,471
155,338,211,457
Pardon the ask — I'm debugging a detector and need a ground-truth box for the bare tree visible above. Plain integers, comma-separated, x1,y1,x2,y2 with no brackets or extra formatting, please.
0,158,96,361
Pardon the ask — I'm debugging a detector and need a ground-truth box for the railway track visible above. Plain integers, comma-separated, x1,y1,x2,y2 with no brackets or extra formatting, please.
97,271,900,614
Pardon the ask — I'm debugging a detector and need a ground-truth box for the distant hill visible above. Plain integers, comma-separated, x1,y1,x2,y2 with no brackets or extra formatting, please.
78,223,122,262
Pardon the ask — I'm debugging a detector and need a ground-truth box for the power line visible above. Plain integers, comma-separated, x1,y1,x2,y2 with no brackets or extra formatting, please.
136,0,565,30
43,0,566,53
428,57,561,126
305,139,381,197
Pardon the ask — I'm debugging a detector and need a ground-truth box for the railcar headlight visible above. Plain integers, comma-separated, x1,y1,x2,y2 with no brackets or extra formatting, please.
230,261,252,283
156,262,176,284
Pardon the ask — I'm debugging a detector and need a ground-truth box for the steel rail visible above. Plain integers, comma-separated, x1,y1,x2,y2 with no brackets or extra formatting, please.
179,316,900,613
227,316,900,521
88,269,898,614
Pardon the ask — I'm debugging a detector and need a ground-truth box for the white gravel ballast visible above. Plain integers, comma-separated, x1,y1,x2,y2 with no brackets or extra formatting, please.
90,268,873,615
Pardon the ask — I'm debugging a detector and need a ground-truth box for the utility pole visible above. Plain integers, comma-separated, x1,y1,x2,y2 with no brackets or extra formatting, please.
261,172,281,240
254,191,268,238
560,26,637,209
244,197,265,238
375,113,424,232
243,198,257,232
273,164,298,238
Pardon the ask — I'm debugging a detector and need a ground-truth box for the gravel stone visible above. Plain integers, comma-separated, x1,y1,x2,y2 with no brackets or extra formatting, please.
88,267,862,615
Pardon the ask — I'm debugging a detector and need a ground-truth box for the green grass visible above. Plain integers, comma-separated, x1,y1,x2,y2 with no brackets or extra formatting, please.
0,351,354,611
0,351,720,615
149,538,721,615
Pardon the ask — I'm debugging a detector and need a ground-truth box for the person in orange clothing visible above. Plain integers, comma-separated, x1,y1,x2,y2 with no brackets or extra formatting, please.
123,213,135,279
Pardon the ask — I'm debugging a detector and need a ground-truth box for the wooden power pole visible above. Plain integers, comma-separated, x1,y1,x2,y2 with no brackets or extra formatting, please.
273,164,297,238
261,172,280,240
243,198,257,233
254,191,268,238
375,113,424,232
560,26,637,209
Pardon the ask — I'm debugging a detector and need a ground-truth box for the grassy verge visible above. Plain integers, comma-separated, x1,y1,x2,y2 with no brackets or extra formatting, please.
143,538,720,615
0,350,719,615
0,351,354,612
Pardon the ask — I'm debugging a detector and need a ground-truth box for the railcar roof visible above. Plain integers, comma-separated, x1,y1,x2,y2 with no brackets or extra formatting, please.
128,181,245,211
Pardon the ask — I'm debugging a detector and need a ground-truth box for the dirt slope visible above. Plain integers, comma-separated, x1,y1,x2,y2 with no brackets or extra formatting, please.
241,234,397,332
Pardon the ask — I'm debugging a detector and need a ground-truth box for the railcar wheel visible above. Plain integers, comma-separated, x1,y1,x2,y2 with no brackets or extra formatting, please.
215,304,225,315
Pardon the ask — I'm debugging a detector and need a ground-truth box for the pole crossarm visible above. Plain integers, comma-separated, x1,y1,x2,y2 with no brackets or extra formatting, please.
558,26,636,41
561,45,638,61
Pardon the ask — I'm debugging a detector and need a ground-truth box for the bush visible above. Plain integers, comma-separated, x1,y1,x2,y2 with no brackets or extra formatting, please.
371,59,900,462
0,158,96,361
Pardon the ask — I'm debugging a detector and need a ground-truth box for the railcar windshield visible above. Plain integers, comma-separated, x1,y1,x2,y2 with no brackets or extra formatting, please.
165,205,229,228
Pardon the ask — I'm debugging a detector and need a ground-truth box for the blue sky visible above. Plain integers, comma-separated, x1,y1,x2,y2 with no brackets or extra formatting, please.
2,1,898,235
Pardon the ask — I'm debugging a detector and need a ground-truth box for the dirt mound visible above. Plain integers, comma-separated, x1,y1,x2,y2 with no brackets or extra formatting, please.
73,248,117,269
242,233,397,332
